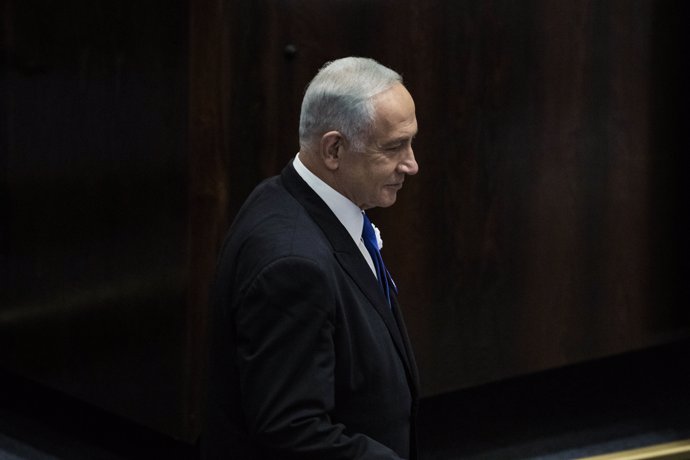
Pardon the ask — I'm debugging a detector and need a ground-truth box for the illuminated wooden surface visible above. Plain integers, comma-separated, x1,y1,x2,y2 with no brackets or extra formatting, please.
579,439,690,460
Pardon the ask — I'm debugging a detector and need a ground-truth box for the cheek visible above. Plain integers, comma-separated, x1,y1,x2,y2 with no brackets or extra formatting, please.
368,169,388,190
375,162,397,184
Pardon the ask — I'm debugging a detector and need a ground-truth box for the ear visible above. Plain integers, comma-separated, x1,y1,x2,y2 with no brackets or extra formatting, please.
320,131,344,171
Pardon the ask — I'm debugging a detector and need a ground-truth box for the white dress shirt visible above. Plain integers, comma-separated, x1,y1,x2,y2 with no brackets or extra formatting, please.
293,153,377,277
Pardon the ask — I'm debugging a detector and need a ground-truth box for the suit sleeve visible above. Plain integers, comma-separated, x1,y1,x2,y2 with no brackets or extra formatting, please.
234,256,405,459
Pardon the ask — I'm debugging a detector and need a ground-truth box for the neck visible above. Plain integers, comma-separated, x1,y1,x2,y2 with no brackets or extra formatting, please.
299,149,338,189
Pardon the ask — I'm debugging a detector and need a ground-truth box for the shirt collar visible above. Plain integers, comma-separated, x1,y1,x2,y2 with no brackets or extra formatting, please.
293,152,363,245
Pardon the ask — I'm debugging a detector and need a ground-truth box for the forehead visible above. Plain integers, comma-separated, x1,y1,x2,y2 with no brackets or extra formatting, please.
371,84,418,139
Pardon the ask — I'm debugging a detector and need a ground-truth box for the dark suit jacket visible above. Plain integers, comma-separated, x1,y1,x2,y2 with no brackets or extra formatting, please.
203,161,420,459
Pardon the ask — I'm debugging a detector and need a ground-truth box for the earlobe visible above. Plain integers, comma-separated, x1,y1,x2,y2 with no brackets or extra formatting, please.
320,131,343,171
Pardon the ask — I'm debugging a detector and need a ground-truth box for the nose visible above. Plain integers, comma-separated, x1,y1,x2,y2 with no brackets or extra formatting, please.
398,146,419,176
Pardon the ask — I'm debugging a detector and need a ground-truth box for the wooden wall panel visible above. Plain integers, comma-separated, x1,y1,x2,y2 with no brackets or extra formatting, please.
1,0,687,445
1,0,198,441
216,0,689,396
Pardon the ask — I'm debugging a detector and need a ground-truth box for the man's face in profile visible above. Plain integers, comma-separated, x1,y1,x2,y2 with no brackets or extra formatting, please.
337,83,419,210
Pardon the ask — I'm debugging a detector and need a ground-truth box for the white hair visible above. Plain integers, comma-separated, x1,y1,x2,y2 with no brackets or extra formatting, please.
299,57,403,151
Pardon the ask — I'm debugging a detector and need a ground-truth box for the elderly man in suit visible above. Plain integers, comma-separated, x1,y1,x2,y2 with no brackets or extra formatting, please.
203,57,420,459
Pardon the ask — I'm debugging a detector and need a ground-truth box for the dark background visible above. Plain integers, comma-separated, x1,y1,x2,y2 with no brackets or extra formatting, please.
2,0,688,451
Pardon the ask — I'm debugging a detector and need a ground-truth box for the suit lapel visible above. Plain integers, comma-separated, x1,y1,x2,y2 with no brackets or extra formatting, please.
280,162,416,384
333,250,419,393
391,294,421,397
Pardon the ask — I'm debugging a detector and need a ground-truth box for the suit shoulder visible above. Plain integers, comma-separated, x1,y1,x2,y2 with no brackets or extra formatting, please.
217,183,332,284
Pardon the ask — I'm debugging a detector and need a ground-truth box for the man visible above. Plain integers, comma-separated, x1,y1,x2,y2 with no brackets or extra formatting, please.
203,57,420,459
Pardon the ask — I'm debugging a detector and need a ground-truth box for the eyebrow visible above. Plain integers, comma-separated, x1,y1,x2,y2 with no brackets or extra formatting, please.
382,134,416,147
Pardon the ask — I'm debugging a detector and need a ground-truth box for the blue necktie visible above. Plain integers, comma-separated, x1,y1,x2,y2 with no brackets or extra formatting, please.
362,213,397,305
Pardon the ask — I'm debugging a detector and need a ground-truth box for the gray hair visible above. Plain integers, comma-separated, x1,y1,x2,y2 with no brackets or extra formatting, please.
299,57,403,152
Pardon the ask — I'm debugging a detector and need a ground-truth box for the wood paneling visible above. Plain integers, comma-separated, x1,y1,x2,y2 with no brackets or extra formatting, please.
1,0,196,440
215,0,689,396
1,0,687,444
